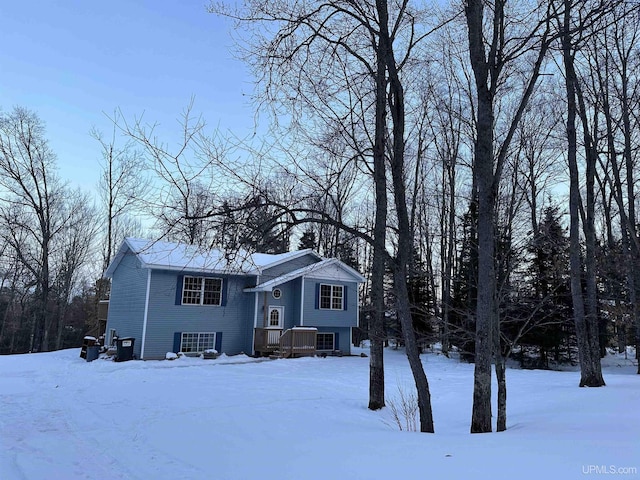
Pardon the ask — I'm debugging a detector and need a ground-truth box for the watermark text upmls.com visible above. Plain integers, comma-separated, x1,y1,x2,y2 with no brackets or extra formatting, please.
583,465,638,475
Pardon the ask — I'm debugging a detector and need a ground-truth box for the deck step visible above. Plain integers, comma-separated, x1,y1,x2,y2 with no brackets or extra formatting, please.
269,350,292,359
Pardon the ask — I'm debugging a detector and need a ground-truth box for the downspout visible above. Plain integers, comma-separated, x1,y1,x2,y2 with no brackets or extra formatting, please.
300,276,305,326
356,282,360,328
353,282,360,350
251,275,260,356
140,268,151,360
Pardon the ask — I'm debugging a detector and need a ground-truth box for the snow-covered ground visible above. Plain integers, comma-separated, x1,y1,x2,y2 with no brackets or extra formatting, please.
1,347,638,480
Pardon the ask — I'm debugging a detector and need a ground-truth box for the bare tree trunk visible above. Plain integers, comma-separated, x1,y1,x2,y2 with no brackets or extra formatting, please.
494,218,507,433
465,0,497,433
495,354,507,432
561,0,605,387
465,0,555,430
597,53,637,365
440,152,457,358
392,266,435,432
378,0,435,431
368,15,389,410
617,21,640,374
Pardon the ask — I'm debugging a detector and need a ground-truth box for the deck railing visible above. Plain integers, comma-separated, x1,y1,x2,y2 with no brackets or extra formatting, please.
254,328,282,355
254,327,318,357
278,327,317,358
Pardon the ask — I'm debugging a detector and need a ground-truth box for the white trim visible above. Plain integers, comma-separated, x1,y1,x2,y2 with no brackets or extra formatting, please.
356,286,360,328
252,293,259,328
243,258,364,293
354,287,359,355
252,283,259,356
108,328,117,346
267,305,284,329
249,249,322,275
319,283,344,310
181,275,223,306
349,327,353,354
179,331,217,353
299,276,305,326
105,238,324,278
141,269,151,360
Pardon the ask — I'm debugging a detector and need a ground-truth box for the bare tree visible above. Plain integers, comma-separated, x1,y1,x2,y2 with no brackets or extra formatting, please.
463,0,555,433
421,27,472,357
0,107,67,352
51,190,98,349
586,4,640,372
0,241,31,353
92,112,145,272
207,0,444,429
555,0,624,387
115,102,232,247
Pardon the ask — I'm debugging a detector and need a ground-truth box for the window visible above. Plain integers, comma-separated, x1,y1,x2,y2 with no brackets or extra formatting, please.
268,306,283,328
269,308,280,326
180,332,216,353
182,276,222,305
316,333,335,351
319,284,344,310
108,328,117,346
272,288,282,299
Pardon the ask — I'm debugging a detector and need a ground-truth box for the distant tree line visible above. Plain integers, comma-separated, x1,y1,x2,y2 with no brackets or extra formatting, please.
2,0,639,435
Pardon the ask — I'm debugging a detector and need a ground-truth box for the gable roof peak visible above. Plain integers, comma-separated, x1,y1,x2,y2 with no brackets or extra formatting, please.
104,238,324,277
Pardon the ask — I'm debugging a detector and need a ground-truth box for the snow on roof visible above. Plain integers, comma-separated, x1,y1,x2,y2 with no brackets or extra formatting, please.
104,238,322,277
250,249,319,269
244,258,365,292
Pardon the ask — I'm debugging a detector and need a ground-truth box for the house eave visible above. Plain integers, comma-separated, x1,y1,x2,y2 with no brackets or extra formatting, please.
243,258,365,293
141,263,248,276
250,248,322,274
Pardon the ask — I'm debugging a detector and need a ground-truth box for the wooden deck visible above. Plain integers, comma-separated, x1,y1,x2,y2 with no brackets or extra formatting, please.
254,327,317,358
254,328,283,356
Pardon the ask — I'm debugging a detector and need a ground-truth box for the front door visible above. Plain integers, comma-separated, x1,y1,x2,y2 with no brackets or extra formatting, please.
267,306,284,329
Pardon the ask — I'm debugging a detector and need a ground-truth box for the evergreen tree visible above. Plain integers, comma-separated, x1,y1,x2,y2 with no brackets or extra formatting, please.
238,195,289,254
335,234,360,270
449,204,478,361
507,205,573,367
407,252,435,351
596,240,630,356
298,228,317,250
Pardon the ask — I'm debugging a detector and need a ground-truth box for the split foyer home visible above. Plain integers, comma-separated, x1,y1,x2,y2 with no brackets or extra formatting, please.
103,238,365,360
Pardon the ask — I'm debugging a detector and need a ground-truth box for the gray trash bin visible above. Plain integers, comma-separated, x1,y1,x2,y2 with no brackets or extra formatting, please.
115,337,135,362
86,345,100,362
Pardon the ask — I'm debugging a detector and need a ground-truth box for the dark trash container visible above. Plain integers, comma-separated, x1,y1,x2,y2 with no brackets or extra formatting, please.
86,345,100,362
115,337,135,362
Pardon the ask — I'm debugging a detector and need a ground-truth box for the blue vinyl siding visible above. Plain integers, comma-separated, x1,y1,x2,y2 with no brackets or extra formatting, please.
106,243,361,360
315,327,351,355
254,277,302,330
142,270,254,359
303,280,358,328
104,251,147,359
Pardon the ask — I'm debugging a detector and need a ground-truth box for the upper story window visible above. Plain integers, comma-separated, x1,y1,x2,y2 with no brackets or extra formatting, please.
272,288,282,299
182,276,222,305
320,284,344,310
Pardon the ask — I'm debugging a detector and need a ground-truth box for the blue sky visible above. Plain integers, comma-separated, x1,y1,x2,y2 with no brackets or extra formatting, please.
0,0,255,190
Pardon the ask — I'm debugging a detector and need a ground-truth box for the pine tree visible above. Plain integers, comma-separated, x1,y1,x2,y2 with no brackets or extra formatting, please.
238,195,289,254
335,235,359,270
449,204,478,361
513,205,573,367
298,229,317,250
407,253,434,351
